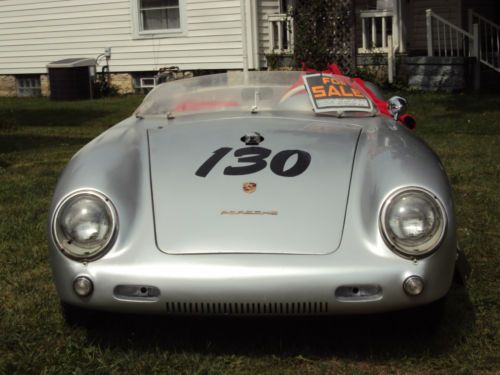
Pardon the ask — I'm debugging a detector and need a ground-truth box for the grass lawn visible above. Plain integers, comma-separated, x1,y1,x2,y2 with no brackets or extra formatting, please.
0,92,498,374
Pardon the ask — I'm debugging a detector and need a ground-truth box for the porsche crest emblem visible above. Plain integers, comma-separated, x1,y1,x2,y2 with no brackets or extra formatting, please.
242,182,257,194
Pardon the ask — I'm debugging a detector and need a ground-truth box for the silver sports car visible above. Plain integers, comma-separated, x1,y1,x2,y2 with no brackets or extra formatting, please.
48,71,463,321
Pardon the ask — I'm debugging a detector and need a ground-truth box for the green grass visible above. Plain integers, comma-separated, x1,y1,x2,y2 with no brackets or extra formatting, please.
0,93,499,374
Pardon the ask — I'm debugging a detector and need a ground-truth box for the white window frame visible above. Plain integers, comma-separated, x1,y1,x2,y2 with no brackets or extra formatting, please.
139,77,156,88
130,0,187,39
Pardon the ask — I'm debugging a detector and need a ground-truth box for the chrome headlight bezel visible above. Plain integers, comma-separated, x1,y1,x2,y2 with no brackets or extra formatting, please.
52,190,118,261
380,187,447,258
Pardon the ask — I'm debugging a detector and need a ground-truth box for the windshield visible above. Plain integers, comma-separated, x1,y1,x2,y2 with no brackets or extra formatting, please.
135,71,377,118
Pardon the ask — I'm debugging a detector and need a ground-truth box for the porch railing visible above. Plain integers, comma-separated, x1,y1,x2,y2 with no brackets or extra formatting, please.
426,9,478,58
268,13,293,54
358,10,394,53
468,9,500,72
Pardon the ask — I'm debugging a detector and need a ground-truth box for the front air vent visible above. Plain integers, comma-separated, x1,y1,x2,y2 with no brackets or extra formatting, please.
165,301,329,315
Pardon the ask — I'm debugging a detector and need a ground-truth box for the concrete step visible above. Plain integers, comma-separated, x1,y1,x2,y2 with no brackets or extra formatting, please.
404,56,466,91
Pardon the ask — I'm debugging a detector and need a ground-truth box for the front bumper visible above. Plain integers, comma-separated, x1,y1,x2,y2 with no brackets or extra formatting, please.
50,245,455,316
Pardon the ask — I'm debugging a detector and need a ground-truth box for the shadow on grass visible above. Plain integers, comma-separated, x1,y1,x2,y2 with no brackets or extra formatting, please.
405,91,500,114
434,93,500,114
0,134,91,154
83,282,474,360
0,107,110,128
412,92,500,136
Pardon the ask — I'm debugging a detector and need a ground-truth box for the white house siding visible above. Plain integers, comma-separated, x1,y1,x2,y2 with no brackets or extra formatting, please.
0,0,245,75
257,0,280,67
406,0,461,52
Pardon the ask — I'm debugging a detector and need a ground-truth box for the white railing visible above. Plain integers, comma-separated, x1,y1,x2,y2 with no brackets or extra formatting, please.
358,10,395,53
267,14,293,54
426,9,478,58
468,9,500,72
358,9,399,83
426,9,482,89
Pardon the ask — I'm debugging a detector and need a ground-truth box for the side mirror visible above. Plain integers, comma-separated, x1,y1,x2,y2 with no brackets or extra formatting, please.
388,96,408,120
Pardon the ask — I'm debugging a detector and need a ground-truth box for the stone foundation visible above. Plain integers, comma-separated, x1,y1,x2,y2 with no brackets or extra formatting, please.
356,55,469,90
265,53,295,70
0,75,17,97
356,64,389,83
110,73,134,95
356,54,390,83
175,70,194,79
40,74,50,97
404,56,466,91
1,71,196,97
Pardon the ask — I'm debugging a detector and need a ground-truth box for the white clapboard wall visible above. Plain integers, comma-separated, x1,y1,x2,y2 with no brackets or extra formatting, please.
0,0,278,74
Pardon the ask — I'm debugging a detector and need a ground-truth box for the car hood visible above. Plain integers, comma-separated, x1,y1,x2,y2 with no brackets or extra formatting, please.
148,115,361,254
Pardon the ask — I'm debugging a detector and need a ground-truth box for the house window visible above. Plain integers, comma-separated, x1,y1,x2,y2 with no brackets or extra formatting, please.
140,0,180,31
132,72,156,94
17,75,41,97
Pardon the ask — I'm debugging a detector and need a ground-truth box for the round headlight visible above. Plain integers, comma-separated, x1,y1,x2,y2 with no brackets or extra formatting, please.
53,191,117,260
381,188,446,257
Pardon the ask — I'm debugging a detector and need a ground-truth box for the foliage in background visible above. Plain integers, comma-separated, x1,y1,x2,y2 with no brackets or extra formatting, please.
265,53,294,71
265,53,282,70
93,80,119,98
292,0,355,73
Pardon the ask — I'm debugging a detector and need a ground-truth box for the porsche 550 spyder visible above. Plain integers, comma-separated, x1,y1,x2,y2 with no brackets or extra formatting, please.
48,69,463,321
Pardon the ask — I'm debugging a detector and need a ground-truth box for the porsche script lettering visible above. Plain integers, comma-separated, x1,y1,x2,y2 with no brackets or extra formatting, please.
220,210,278,216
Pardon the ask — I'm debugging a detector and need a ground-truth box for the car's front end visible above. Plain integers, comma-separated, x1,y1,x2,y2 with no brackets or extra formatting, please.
48,72,458,318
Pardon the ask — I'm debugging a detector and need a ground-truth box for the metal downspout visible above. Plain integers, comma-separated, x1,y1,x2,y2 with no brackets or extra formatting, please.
240,0,249,74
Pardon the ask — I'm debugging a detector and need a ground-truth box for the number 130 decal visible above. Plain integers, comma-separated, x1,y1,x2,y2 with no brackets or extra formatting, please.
195,147,311,178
